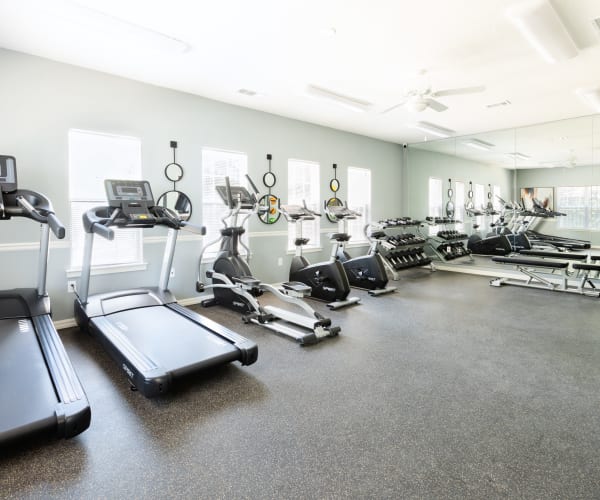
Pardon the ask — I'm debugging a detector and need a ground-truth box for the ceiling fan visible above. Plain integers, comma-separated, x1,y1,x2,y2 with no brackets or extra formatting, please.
382,85,486,114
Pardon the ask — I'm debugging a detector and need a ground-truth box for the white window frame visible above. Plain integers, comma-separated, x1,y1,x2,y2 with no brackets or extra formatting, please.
201,147,248,258
455,180,465,229
288,159,320,251
67,129,144,276
346,166,371,245
555,185,600,230
428,177,443,217
493,185,501,211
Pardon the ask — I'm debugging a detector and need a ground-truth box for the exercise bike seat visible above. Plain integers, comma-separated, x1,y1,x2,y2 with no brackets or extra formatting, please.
329,232,351,242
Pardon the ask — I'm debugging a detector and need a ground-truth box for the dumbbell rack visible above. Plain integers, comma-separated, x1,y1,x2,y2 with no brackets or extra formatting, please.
370,218,433,280
421,217,473,263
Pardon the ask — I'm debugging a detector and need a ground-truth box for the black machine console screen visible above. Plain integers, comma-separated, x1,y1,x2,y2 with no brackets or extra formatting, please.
216,185,254,209
104,179,156,225
0,155,18,193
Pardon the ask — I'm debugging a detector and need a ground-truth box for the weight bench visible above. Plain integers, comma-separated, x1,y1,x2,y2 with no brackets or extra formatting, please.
490,256,600,297
519,249,588,260
572,262,600,293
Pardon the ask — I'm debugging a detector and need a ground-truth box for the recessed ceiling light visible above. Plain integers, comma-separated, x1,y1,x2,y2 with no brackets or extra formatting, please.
62,2,191,54
505,0,578,63
505,152,531,160
406,121,455,138
304,84,372,112
238,88,264,97
486,100,512,108
463,139,495,151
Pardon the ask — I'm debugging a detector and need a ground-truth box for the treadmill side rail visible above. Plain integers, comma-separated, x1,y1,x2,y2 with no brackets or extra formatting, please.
32,315,91,439
168,303,258,366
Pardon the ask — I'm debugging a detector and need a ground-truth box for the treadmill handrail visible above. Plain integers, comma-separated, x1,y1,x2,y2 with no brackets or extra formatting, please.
82,205,200,239
2,189,66,239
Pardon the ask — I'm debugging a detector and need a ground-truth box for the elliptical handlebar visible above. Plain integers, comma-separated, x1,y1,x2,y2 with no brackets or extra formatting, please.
302,200,321,217
225,176,234,210
245,174,259,201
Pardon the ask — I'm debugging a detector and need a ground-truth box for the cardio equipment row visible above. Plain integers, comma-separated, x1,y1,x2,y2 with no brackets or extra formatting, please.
2,156,413,448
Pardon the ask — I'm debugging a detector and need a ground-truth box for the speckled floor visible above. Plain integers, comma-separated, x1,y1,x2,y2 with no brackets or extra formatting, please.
2,270,600,499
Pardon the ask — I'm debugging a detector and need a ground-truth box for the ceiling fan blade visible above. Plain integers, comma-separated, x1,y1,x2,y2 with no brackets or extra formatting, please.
426,98,448,112
432,86,486,97
381,101,407,114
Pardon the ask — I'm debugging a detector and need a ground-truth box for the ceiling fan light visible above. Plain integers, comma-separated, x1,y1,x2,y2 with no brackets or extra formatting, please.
407,121,455,138
304,84,372,112
506,0,578,63
575,87,600,112
407,98,428,112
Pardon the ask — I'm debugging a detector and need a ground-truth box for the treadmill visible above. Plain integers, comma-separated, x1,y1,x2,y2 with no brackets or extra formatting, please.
74,179,258,397
0,155,90,446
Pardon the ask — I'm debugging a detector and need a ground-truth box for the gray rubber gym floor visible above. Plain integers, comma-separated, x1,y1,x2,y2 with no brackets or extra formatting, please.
2,270,600,499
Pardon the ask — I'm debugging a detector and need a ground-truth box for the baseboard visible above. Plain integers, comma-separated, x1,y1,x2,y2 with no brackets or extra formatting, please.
55,295,205,331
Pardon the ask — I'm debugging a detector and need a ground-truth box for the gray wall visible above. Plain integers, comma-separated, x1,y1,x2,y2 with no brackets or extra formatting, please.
404,147,514,221
0,49,403,321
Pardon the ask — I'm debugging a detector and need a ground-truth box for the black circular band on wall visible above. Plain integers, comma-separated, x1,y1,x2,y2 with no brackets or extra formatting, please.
164,162,184,183
262,171,277,188
329,178,340,193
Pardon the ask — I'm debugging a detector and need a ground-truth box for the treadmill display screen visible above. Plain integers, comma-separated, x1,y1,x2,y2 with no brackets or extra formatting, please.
0,156,17,192
105,179,154,206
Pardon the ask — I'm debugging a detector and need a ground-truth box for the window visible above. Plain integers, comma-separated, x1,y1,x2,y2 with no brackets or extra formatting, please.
288,159,320,250
428,177,442,217
493,185,501,211
475,184,485,211
556,186,590,229
201,148,248,255
347,167,371,244
68,129,142,270
455,181,465,227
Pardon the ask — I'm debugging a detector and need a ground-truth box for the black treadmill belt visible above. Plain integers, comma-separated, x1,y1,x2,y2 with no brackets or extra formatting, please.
0,318,59,440
97,306,240,375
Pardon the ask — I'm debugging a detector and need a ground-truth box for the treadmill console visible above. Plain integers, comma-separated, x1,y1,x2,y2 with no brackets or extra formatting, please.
216,185,255,210
104,179,156,225
0,155,17,193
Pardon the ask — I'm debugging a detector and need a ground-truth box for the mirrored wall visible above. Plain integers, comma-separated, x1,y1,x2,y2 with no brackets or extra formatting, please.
406,113,600,269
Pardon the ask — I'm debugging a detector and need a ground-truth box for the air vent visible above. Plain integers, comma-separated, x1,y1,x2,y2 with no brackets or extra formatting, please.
238,88,257,96
486,100,511,108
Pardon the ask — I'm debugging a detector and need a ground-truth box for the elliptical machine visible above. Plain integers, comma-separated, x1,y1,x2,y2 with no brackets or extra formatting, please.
323,201,395,296
466,183,512,256
197,176,339,345
280,202,361,310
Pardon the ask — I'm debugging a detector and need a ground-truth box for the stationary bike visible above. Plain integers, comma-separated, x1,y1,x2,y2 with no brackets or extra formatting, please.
280,203,360,310
196,176,339,345
324,201,395,296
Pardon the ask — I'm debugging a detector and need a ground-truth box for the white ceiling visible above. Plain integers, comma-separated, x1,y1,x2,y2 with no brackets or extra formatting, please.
1,0,600,144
